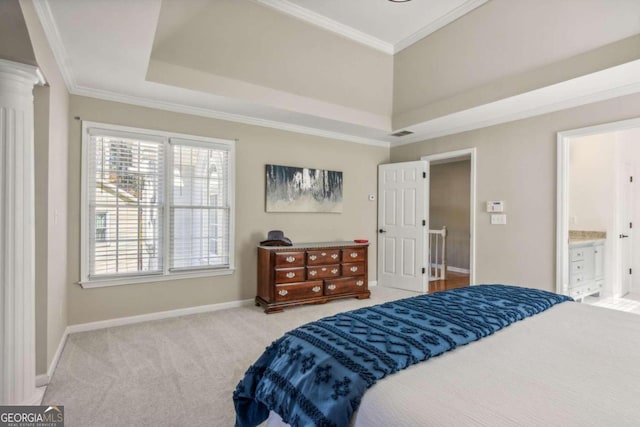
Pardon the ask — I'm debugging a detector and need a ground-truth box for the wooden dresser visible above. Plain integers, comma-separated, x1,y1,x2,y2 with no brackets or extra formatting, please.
256,242,370,313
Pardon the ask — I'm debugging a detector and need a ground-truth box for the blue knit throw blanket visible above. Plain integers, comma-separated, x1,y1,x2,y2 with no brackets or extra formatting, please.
233,285,572,427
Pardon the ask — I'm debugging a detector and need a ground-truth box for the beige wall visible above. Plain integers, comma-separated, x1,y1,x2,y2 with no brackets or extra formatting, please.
67,95,388,324
151,0,393,121
391,92,640,291
430,161,470,270
0,0,36,65
393,0,640,129
21,0,70,375
569,134,616,232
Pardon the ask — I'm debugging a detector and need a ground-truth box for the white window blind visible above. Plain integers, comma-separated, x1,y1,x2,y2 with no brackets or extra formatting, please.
87,133,164,278
82,122,235,286
170,140,231,270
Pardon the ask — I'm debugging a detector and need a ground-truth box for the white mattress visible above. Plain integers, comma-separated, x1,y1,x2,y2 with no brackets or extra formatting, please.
267,301,640,426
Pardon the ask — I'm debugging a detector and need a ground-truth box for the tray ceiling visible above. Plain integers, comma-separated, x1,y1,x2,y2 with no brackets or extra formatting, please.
32,0,640,147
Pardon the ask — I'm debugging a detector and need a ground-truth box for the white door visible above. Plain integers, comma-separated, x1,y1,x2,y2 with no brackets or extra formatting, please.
619,163,633,296
377,161,428,292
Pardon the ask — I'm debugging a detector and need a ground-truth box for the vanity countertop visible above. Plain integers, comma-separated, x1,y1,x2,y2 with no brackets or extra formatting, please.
569,230,606,244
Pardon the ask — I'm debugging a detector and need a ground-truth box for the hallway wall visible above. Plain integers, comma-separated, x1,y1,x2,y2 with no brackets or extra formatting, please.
430,160,470,271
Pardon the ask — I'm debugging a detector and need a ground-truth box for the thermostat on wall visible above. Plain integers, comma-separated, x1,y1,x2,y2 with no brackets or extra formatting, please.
486,201,504,212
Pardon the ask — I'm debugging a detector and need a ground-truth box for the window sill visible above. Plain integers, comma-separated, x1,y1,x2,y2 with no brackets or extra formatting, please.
79,268,235,289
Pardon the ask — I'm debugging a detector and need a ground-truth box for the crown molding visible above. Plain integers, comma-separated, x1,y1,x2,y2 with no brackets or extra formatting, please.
394,0,488,53
31,0,390,148
72,85,391,148
254,0,487,55
32,0,76,92
253,0,394,54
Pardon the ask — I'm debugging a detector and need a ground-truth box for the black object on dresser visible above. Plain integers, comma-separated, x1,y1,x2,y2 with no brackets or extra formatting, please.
256,242,370,313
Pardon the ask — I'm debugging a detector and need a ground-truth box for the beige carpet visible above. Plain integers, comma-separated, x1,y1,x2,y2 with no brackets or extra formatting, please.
43,287,414,426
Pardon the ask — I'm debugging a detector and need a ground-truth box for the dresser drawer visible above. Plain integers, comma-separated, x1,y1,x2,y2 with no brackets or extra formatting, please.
342,262,365,276
342,248,366,262
274,281,323,302
307,250,340,265
307,264,341,279
570,248,585,262
570,285,585,299
324,277,367,296
569,273,584,287
274,251,305,267
275,267,306,284
570,261,585,274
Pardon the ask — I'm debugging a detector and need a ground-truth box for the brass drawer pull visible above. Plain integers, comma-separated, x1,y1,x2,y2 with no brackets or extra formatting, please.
278,289,288,296
350,252,358,258
309,270,317,276
327,284,337,290
331,254,338,259
331,268,338,274
286,272,296,278
286,256,296,263
356,280,364,287
312,286,321,293
350,266,358,272
309,255,317,261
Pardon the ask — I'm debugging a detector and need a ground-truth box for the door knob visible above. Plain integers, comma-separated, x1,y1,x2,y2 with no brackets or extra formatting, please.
379,229,386,233
620,234,630,238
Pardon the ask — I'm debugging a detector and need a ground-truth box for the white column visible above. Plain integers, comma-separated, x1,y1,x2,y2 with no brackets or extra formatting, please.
0,59,44,405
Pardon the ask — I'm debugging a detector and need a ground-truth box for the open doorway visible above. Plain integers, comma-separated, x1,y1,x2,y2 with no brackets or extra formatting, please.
422,149,476,292
558,118,640,314
376,148,476,293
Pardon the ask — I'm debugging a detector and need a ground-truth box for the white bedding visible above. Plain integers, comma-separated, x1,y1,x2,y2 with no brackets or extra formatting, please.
267,301,640,426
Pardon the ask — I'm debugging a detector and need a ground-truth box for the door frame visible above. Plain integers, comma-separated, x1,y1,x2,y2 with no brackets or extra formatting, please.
556,116,640,296
421,148,477,285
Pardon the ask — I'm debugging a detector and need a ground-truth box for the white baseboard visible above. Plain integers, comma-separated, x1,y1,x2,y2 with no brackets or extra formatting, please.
368,280,378,288
428,264,470,275
447,266,470,274
67,298,255,334
47,328,69,380
36,326,70,387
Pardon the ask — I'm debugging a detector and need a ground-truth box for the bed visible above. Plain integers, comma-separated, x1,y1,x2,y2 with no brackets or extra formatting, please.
234,285,640,427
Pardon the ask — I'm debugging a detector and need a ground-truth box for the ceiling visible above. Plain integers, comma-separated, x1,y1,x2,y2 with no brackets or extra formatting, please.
255,0,486,53
32,0,640,148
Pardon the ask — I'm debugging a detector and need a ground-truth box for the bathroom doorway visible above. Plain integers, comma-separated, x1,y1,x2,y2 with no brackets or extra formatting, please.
558,118,640,313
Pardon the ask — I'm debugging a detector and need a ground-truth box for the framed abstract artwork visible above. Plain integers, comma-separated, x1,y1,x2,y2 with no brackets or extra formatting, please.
265,164,343,213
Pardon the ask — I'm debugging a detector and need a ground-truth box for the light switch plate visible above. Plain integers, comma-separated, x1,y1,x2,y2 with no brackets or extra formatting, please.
491,214,507,225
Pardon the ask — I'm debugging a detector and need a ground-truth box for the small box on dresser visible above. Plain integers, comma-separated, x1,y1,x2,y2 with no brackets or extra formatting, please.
256,242,370,313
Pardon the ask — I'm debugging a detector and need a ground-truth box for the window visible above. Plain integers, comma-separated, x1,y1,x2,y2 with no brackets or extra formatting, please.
81,122,235,286
95,212,108,242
